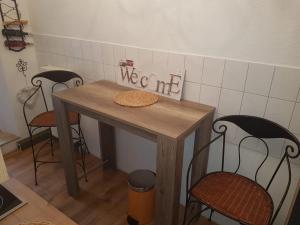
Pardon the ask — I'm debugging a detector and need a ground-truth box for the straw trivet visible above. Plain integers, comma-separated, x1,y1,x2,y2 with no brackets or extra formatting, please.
114,90,159,107
19,222,54,225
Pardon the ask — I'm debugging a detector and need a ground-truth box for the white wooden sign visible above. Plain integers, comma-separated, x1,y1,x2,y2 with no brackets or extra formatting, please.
117,59,185,100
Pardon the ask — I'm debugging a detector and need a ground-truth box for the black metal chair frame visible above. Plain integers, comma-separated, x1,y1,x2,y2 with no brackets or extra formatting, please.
183,115,300,225
23,70,89,185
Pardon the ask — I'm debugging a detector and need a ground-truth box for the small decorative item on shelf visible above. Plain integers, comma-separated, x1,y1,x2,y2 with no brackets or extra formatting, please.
2,19,28,26
119,59,134,67
4,40,32,48
0,0,30,52
2,28,29,37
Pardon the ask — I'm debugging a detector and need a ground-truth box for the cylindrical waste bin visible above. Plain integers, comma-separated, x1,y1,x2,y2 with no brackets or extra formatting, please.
128,170,156,225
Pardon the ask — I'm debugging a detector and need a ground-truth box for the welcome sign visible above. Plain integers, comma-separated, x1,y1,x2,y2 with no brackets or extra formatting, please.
117,59,185,100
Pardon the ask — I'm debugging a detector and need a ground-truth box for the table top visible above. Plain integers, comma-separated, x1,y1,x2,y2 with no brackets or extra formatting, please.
53,80,215,139
1,179,77,225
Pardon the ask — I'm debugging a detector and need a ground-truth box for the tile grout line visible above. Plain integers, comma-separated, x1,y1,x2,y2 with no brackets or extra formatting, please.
151,49,154,65
282,100,298,159
220,59,227,88
198,57,206,102
216,60,227,113
296,87,300,103
287,102,297,131
266,66,286,157
238,63,250,115
186,80,297,103
109,45,117,82
200,57,205,84
263,66,276,118
234,63,250,146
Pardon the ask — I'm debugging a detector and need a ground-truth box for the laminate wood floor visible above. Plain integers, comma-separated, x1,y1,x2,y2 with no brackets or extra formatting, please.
4,141,217,225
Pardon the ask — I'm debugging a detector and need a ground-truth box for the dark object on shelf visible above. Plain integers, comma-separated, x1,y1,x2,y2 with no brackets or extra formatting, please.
0,0,28,52
23,70,90,185
0,184,26,220
128,170,156,225
2,28,29,37
182,115,300,225
4,40,32,48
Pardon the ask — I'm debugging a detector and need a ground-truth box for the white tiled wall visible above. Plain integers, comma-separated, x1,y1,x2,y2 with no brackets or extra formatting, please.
33,34,300,164
245,63,274,96
202,57,225,87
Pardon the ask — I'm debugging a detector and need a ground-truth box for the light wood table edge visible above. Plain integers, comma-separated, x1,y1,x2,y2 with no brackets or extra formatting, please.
68,103,157,141
2,178,78,225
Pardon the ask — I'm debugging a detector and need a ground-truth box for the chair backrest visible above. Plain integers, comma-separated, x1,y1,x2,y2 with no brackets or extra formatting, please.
212,115,300,224
31,70,83,93
23,70,83,127
31,70,83,110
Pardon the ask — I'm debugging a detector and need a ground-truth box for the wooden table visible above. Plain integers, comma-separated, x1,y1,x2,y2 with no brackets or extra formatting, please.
52,80,215,225
1,179,77,225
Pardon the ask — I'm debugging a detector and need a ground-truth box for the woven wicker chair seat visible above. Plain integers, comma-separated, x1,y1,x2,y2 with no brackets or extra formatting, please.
191,172,273,225
30,111,79,127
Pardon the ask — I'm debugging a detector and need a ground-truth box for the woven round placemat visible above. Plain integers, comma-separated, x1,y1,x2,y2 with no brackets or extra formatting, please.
114,90,159,107
19,222,54,225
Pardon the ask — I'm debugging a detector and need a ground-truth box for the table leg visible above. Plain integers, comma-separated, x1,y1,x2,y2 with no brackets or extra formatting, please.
191,112,214,185
53,97,79,196
155,136,184,225
98,122,116,169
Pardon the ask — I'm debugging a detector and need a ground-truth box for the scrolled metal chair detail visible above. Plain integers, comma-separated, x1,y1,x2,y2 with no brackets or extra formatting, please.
23,70,89,185
183,115,300,225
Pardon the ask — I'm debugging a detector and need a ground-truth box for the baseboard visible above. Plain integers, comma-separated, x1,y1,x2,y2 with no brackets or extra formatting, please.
1,141,18,155
16,129,52,150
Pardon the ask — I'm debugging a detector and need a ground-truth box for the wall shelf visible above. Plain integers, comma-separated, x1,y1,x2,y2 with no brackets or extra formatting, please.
0,0,29,52
3,19,28,26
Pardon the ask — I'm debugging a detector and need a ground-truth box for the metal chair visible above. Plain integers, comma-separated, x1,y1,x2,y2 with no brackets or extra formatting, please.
23,70,89,185
183,115,300,225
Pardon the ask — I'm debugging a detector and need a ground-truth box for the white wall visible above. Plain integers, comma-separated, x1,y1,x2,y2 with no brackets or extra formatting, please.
0,0,39,150
1,1,298,225
0,61,17,134
27,0,300,67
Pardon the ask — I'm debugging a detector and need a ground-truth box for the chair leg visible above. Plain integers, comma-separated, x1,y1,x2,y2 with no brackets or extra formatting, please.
79,126,90,154
49,128,54,157
78,125,88,182
209,209,214,221
80,144,88,182
29,131,38,185
183,201,210,225
187,209,203,225
182,198,190,225
33,160,38,186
